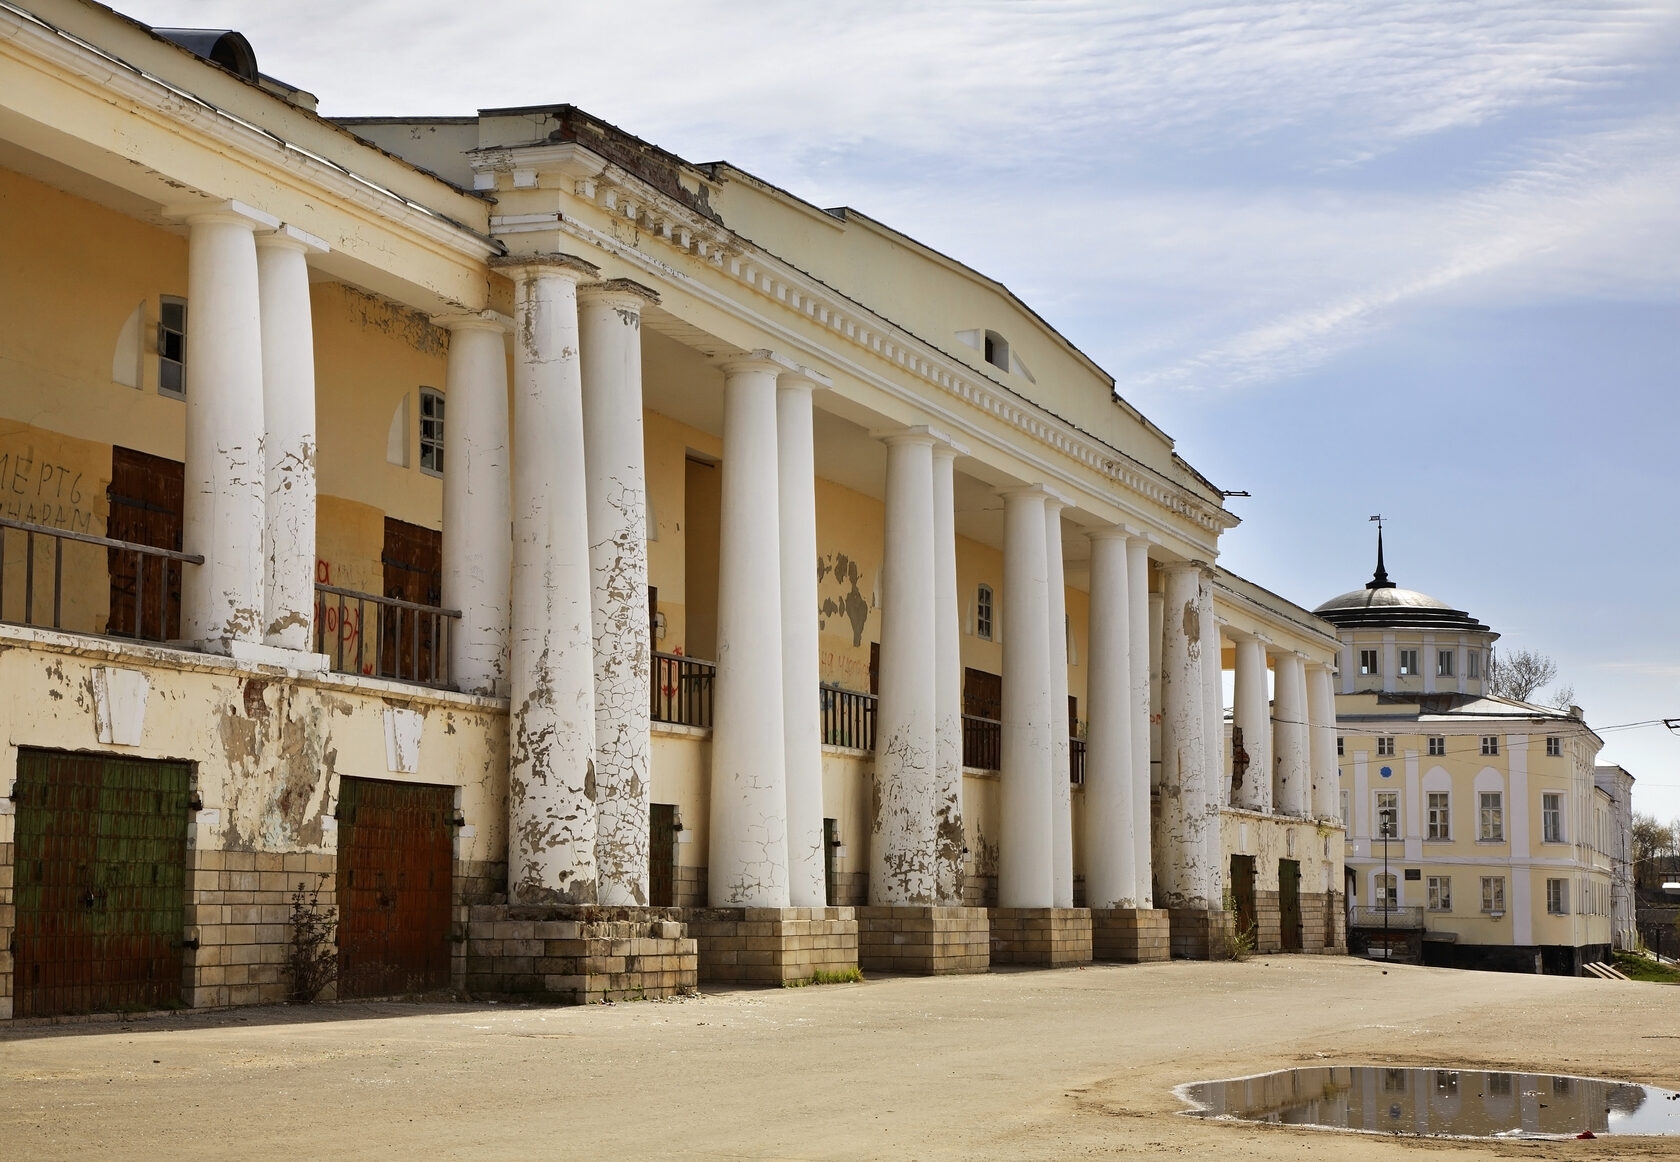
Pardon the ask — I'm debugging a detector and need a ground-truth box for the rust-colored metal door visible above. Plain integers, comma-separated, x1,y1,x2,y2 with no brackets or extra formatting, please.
649,803,676,907
12,748,190,1017
1279,858,1303,951
1229,854,1257,942
106,446,184,640
335,776,453,997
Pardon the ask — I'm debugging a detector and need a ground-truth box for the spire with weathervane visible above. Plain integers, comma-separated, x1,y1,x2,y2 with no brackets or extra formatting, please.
1367,514,1395,590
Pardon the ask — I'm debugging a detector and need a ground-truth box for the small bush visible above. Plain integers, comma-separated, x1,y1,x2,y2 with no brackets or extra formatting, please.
285,872,339,1003
783,966,864,987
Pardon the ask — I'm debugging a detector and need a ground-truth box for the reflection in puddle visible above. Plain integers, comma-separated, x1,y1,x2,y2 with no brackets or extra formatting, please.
1179,1067,1680,1138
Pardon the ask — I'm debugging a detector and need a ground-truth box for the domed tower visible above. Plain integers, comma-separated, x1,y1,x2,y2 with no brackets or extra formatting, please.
1313,526,1498,697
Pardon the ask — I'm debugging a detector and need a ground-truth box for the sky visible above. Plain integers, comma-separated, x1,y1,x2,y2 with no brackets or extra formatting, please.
124,0,1680,819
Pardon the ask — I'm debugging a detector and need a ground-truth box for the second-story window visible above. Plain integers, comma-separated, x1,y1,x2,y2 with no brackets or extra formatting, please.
1359,648,1379,675
1437,649,1454,677
1479,791,1504,841
1467,650,1481,679
975,584,994,640
419,387,445,476
159,296,187,398
1481,735,1499,756
1542,792,1564,843
1376,736,1394,757
1398,649,1419,676
1428,736,1445,756
1546,736,1561,757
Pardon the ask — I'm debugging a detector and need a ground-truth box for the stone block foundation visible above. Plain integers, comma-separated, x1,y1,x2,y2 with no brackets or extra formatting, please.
857,906,989,975
1168,907,1233,960
986,907,1092,967
685,907,858,985
1090,907,1171,963
464,905,697,1004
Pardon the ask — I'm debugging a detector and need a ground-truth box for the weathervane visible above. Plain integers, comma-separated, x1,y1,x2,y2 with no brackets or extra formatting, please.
1366,513,1395,590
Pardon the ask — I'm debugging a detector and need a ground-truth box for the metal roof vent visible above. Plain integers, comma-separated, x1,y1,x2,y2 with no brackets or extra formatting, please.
152,28,259,82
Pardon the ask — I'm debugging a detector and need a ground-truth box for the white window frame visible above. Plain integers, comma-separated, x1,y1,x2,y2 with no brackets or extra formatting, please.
1546,878,1568,915
1437,649,1454,677
1375,872,1398,910
158,295,187,398
1398,648,1419,676
1358,648,1379,675
419,386,445,477
1467,650,1481,679
1340,789,1351,829
1479,791,1504,841
1542,792,1564,843
1376,791,1398,839
1480,876,1505,915
1336,735,1344,756
1427,875,1452,912
1427,736,1445,757
1426,791,1450,840
1376,736,1394,757
975,584,994,641
1546,736,1561,757
1480,735,1499,756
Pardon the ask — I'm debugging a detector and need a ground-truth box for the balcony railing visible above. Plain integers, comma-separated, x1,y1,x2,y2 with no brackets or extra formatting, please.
314,584,459,689
1349,905,1424,929
820,683,876,750
652,651,715,728
963,714,1001,770
0,516,201,642
1070,737,1087,785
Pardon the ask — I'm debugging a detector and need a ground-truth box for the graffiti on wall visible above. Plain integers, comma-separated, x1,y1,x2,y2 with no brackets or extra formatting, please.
0,450,100,533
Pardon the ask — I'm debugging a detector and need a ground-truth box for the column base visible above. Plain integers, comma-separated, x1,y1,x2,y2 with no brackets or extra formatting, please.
858,905,989,975
986,907,1092,967
197,637,331,673
684,907,858,986
1090,907,1171,963
464,904,696,1004
1168,907,1233,960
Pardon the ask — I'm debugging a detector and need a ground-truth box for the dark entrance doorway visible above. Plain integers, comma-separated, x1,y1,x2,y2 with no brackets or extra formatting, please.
11,748,191,1017
649,803,677,907
335,776,453,997
962,667,1002,769
1229,854,1257,943
106,446,184,640
1279,858,1303,951
823,817,840,905
380,517,443,682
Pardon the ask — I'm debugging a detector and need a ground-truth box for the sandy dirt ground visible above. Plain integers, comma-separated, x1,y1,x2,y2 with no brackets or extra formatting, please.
2,955,1677,1160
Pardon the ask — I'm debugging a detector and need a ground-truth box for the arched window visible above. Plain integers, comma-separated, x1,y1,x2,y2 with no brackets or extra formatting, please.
982,330,1009,372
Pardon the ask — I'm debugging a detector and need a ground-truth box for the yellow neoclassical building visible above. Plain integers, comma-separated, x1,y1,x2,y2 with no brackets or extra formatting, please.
0,2,1344,1019
1318,539,1614,973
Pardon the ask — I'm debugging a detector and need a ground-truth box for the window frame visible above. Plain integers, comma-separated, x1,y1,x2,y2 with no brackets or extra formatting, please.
1480,735,1499,756
1546,877,1568,915
1545,735,1561,757
1358,648,1379,675
1398,648,1419,676
1480,875,1506,915
1437,649,1454,677
1541,791,1564,844
1427,735,1445,757
1376,735,1395,757
1375,872,1398,910
158,295,187,399
1466,650,1481,679
975,584,994,641
1427,875,1452,912
1478,791,1504,841
1426,791,1450,840
1376,791,1398,839
419,386,445,478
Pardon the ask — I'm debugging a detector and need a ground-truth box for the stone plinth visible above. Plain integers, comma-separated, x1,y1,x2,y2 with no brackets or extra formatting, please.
1168,907,1232,960
685,907,858,985
986,907,1092,967
857,906,989,975
464,904,696,1004
1090,907,1170,963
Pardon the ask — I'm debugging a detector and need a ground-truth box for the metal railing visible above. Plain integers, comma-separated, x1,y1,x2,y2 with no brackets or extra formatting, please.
1070,737,1087,785
0,516,201,642
820,683,876,750
652,651,715,728
314,584,459,689
1349,905,1424,929
963,714,1001,770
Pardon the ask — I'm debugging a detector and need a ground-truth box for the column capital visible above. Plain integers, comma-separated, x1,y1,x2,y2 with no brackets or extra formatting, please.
431,308,514,334
490,252,600,282
930,434,970,460
578,277,661,309
718,348,798,378
868,423,945,448
777,366,832,393
256,223,328,255
167,198,280,232
996,482,1053,503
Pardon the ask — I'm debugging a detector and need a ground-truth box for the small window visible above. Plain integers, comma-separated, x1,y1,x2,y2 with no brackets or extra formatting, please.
1427,791,1450,840
1467,650,1481,679
1546,735,1561,757
982,330,1009,372
1340,788,1351,828
1376,736,1394,757
1358,648,1379,675
1437,649,1454,677
1398,648,1419,676
1376,791,1398,839
1542,792,1564,843
1479,791,1504,841
1480,735,1499,756
1481,875,1505,914
975,584,994,641
158,296,187,397
419,387,445,476
1375,873,1398,910
1546,877,1568,914
1427,875,1452,911
1336,735,1344,756
1427,736,1445,756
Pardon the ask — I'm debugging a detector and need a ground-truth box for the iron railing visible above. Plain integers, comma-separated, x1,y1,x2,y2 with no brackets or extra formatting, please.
314,584,459,688
652,651,715,728
820,683,876,750
0,516,201,642
963,714,1002,770
1070,737,1087,785
1349,905,1424,929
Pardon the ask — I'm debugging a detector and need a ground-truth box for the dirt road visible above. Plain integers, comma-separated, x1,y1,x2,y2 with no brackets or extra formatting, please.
3,956,1677,1160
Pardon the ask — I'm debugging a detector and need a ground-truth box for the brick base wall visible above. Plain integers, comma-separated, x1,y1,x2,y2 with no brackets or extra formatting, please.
857,906,989,975
987,907,1092,967
464,905,697,1003
674,865,707,908
685,906,858,985
963,874,999,908
830,871,869,907
1169,907,1232,960
187,849,334,1010
1252,889,1282,953
0,840,12,1018
1090,907,1171,962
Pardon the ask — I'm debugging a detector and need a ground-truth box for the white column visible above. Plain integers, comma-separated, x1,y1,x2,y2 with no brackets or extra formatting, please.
872,431,939,905
496,254,599,905
1198,582,1224,905
1044,499,1074,908
436,312,512,697
181,202,274,647
580,279,657,907
255,226,324,651
1160,563,1211,909
999,487,1054,908
1307,663,1340,820
1084,529,1135,909
1146,584,1164,902
778,370,827,908
931,444,966,905
1273,651,1310,817
709,354,790,908
1232,635,1272,813
1127,537,1154,907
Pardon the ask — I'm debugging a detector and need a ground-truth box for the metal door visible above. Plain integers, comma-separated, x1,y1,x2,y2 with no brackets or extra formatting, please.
380,517,442,681
823,817,839,905
335,777,453,997
1229,854,1257,941
106,447,184,640
649,803,676,907
12,748,190,1016
1279,858,1303,951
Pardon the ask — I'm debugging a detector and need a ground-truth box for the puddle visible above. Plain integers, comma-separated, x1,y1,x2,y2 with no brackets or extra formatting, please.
1178,1067,1680,1139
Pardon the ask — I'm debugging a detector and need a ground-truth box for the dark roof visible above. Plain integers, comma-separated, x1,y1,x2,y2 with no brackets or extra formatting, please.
1313,526,1493,634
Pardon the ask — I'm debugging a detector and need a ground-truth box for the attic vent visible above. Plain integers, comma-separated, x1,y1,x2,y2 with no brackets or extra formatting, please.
153,28,259,82
982,330,1009,372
